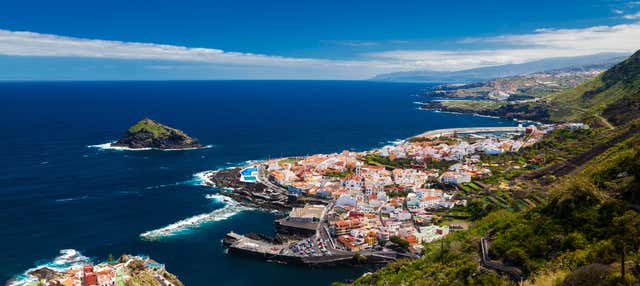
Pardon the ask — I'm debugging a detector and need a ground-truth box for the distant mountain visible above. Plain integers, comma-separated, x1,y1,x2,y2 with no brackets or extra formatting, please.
371,53,629,83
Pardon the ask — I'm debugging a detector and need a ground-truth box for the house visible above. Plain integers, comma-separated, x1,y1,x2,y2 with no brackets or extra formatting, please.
440,171,471,184
333,219,362,235
342,175,363,189
337,235,366,252
336,194,357,208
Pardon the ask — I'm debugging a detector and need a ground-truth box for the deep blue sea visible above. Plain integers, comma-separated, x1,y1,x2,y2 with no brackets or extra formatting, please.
0,81,517,285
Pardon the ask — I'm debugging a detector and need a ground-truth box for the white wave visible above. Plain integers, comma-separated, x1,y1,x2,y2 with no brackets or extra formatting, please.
433,110,464,115
386,139,405,145
144,183,173,190
88,141,151,151
376,138,405,149
204,193,235,204
55,196,88,203
144,180,195,190
139,198,249,240
190,159,264,187
88,141,214,151
472,113,501,119
8,249,91,286
191,170,216,186
243,159,264,165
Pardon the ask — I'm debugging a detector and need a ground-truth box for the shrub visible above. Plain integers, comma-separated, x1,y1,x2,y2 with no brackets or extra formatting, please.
562,263,611,286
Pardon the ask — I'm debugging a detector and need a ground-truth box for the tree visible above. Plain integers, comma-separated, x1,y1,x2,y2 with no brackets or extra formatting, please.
467,200,488,220
390,236,410,249
353,253,367,264
612,211,640,283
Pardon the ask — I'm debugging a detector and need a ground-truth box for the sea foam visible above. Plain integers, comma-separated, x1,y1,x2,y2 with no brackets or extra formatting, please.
54,195,89,203
139,194,249,240
88,141,214,151
191,170,216,186
8,249,91,286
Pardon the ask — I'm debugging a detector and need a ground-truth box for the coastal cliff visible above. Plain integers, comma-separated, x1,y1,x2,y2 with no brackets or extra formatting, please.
112,118,203,149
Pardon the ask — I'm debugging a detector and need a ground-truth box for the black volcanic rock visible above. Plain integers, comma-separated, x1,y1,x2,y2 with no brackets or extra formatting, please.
111,118,203,149
28,267,59,280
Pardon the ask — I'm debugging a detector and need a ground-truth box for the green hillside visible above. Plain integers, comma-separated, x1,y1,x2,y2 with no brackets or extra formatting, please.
337,53,640,285
340,123,640,286
545,50,640,125
421,50,640,127
128,118,174,138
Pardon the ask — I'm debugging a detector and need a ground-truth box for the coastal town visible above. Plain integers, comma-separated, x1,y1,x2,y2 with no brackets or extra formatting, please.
207,123,589,265
421,67,608,101
14,254,182,286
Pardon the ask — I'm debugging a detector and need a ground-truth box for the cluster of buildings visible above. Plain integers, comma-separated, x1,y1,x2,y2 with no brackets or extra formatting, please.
375,135,527,162
25,257,166,286
327,191,453,253
29,263,121,286
250,124,585,254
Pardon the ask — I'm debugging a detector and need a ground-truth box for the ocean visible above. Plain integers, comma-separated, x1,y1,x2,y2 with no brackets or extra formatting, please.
0,80,518,285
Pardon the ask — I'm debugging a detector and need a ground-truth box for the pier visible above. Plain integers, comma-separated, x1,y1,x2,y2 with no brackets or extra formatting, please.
414,126,526,138
223,231,404,266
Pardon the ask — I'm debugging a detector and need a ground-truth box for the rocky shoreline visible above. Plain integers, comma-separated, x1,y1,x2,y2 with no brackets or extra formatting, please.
203,166,325,244
203,167,293,211
420,100,552,123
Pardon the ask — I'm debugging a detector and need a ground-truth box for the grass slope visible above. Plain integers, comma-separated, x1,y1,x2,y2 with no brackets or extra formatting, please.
128,118,174,138
545,50,640,125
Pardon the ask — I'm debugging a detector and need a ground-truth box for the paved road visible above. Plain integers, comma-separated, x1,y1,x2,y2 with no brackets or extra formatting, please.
480,237,524,281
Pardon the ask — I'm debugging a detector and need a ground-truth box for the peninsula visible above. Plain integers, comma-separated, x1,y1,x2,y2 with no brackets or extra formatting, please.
111,118,203,150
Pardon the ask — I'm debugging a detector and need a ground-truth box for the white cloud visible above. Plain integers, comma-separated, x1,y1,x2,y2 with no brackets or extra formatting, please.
0,30,325,66
623,11,640,19
0,22,639,78
0,29,412,78
321,40,381,47
369,22,640,71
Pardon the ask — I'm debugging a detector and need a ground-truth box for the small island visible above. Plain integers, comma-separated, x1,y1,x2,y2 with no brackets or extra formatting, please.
111,118,203,150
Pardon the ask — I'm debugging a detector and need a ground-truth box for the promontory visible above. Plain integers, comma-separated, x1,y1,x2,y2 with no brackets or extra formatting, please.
111,118,203,150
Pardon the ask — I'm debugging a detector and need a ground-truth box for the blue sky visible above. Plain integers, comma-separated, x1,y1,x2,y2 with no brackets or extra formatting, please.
1,0,640,80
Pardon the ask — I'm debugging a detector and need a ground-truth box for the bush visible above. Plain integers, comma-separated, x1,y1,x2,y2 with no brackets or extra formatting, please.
390,236,410,249
353,253,367,264
562,263,611,286
505,247,530,271
563,232,587,250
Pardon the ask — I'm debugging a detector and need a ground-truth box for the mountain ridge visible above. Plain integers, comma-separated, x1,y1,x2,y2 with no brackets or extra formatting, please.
372,53,628,83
